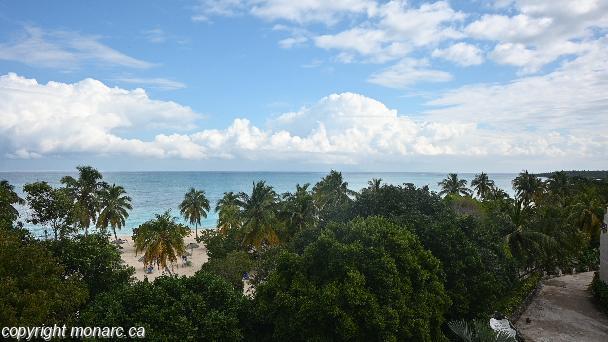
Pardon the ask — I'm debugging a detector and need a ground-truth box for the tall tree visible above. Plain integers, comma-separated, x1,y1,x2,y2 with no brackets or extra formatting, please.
312,170,356,223
23,182,75,239
253,217,450,341
438,173,472,197
97,184,133,241
133,211,190,274
215,192,242,235
0,229,88,325
179,188,210,239
279,183,317,239
0,180,24,228
470,172,495,200
503,199,556,268
545,171,570,201
512,170,543,207
238,181,280,248
367,178,383,192
61,166,105,235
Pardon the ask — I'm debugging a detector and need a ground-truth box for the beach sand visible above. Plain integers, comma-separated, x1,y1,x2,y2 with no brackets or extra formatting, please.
117,232,209,281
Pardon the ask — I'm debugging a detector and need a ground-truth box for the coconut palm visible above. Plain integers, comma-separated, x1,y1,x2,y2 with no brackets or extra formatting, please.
280,183,317,238
238,181,280,248
133,210,190,274
0,180,24,224
471,172,495,200
568,193,605,243
367,178,383,192
546,171,570,199
61,166,106,235
438,173,472,197
503,199,556,266
489,187,510,201
215,192,241,235
97,184,132,241
512,170,544,208
179,188,210,239
313,170,356,211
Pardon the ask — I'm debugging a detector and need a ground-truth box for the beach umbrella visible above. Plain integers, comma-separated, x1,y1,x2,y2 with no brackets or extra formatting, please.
138,256,145,263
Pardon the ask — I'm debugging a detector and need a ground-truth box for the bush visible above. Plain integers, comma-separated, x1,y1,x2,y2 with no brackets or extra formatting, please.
494,273,542,317
590,272,608,313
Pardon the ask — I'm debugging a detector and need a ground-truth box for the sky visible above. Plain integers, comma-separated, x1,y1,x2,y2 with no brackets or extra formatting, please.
0,0,606,172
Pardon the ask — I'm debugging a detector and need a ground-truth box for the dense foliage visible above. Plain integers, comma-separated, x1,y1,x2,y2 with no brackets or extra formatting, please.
1,166,606,339
81,272,247,340
44,233,134,299
252,217,449,341
0,226,88,325
591,272,608,313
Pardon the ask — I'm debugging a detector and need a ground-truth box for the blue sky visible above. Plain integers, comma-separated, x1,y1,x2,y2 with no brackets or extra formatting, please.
0,0,607,172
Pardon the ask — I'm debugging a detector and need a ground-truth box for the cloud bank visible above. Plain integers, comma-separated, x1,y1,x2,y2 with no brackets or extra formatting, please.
2,34,606,167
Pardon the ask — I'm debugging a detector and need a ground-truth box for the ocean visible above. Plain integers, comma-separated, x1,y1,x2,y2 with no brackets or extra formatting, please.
1,171,517,237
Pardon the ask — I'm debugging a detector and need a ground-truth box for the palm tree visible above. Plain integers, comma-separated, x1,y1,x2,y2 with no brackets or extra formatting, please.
61,166,105,235
568,193,605,243
470,172,495,200
97,184,132,241
546,171,570,199
280,183,317,238
238,181,280,248
367,178,383,192
133,210,190,274
512,170,544,207
0,180,24,224
215,192,241,235
503,199,556,267
179,188,210,239
312,170,356,212
438,173,472,197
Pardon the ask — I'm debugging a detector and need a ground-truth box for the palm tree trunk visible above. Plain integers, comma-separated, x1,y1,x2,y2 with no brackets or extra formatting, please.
195,223,198,239
113,227,118,241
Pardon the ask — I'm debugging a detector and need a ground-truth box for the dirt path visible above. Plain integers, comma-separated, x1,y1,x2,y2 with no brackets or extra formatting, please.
515,272,608,341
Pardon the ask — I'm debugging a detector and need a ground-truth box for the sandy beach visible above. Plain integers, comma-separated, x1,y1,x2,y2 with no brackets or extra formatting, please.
117,232,209,281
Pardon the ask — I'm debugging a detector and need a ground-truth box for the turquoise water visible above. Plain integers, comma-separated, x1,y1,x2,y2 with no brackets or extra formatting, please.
1,172,517,237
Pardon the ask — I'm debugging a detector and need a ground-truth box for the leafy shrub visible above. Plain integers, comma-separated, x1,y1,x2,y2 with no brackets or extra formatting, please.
448,320,516,342
494,273,541,317
590,272,608,313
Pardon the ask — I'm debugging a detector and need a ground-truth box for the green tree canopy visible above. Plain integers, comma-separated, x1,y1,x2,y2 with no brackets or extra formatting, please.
23,181,75,239
0,228,88,325
44,233,134,299
252,217,450,341
0,180,24,229
80,271,247,341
